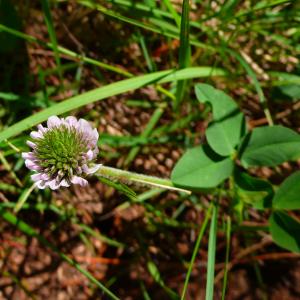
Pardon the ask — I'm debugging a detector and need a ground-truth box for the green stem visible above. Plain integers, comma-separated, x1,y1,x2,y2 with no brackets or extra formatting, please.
221,216,231,300
97,166,191,194
181,203,213,300
205,200,219,300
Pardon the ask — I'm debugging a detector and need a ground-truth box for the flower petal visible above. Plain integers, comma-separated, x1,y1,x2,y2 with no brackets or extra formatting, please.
36,180,47,189
71,176,88,187
30,131,42,139
37,124,47,133
22,152,35,160
78,119,93,136
26,141,36,149
47,179,60,190
85,164,101,175
31,173,42,181
65,116,78,127
82,164,102,175
60,179,70,187
93,128,99,141
25,159,40,171
40,173,50,180
47,116,62,128
86,149,94,160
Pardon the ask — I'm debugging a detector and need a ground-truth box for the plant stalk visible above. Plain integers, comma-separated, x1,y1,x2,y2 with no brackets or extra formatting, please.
97,166,191,194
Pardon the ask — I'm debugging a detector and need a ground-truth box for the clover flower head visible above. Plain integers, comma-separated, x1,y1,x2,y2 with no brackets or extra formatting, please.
22,116,101,190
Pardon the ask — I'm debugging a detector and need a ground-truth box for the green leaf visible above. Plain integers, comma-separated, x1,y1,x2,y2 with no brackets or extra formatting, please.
0,67,226,144
273,171,300,210
0,91,20,101
195,84,245,156
234,168,273,209
240,125,300,167
279,84,300,100
171,144,234,190
195,83,238,120
269,211,300,253
206,113,245,157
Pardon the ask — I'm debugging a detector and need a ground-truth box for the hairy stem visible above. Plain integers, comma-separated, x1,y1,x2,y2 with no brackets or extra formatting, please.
97,166,191,194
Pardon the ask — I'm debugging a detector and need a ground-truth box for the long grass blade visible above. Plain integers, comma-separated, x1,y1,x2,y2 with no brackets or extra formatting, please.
105,0,206,31
175,0,190,109
162,0,181,27
77,0,213,51
205,201,218,300
0,67,226,143
181,203,213,300
41,0,63,82
14,183,36,213
147,260,180,299
226,49,274,126
0,23,133,78
221,216,231,300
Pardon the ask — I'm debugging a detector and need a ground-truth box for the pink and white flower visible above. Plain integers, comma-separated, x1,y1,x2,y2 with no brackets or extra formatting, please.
22,116,101,190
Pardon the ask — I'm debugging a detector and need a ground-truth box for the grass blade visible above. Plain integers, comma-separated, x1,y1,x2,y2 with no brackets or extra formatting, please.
0,208,120,300
221,216,231,300
226,49,274,126
0,23,133,78
0,67,226,143
175,0,190,109
205,201,218,300
181,203,213,300
14,183,36,213
41,0,63,82
162,0,181,27
77,0,213,51
147,260,180,299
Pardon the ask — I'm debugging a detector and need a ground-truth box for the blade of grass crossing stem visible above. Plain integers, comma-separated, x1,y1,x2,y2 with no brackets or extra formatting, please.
175,0,190,109
77,0,213,51
41,0,63,83
138,31,156,72
0,24,132,78
0,151,22,187
0,208,120,300
181,203,213,300
124,106,164,166
14,183,36,213
205,201,219,300
105,0,206,31
147,261,180,299
221,216,231,300
139,280,151,300
0,67,226,143
0,23,174,102
162,0,181,27
226,49,274,125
